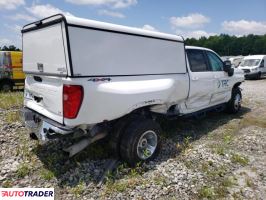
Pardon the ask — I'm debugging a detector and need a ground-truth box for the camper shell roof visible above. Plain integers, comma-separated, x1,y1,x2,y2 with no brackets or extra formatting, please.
22,14,184,43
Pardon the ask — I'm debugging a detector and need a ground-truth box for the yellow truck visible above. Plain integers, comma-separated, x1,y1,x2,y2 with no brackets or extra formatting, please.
0,51,25,91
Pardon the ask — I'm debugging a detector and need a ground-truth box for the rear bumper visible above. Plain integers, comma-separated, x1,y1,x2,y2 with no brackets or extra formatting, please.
21,107,76,141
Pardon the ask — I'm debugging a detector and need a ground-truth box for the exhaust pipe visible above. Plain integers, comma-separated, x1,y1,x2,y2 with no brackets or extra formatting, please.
63,132,107,157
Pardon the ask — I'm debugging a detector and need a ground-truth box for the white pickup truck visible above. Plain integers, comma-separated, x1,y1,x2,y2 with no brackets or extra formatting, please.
22,14,244,165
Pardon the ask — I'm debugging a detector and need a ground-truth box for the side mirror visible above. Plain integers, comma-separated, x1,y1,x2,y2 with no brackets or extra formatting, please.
223,60,232,72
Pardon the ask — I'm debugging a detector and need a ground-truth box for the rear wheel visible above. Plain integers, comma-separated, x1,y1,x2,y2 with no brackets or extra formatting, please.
226,87,242,114
0,81,13,92
120,118,161,166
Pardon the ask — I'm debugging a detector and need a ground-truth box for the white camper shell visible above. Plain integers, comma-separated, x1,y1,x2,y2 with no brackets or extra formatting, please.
23,14,186,77
22,14,244,165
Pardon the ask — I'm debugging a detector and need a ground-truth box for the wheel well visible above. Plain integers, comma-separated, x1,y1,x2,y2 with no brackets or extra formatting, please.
233,82,242,89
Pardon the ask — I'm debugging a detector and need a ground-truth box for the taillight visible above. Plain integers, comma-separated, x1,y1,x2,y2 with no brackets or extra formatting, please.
63,85,83,119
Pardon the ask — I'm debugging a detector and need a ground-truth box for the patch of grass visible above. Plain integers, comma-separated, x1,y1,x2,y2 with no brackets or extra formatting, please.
106,180,129,193
184,160,193,169
0,92,23,110
201,162,210,173
181,136,192,152
206,165,227,178
184,136,192,148
71,181,85,197
232,192,242,199
198,186,215,199
104,178,143,196
128,162,143,178
214,145,226,156
5,111,20,123
103,165,149,197
231,153,249,166
2,180,12,188
153,175,167,186
221,176,237,188
246,177,254,188
198,177,237,199
16,163,30,178
40,169,55,180
223,133,233,144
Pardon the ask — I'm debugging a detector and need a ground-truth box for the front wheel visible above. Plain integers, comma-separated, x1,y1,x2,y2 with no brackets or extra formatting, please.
120,118,161,166
226,87,242,114
256,72,261,80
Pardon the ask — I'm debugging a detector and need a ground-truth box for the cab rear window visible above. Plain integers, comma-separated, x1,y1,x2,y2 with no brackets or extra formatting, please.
187,49,208,72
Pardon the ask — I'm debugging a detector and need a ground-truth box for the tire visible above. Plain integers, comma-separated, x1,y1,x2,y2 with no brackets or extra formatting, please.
256,72,261,80
0,81,13,92
120,118,161,166
108,117,132,158
226,87,242,114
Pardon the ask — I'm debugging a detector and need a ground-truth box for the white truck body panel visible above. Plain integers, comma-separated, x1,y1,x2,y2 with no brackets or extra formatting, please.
22,14,244,129
63,74,189,126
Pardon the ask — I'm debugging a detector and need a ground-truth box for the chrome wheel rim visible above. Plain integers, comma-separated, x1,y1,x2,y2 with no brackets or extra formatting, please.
137,130,157,160
234,93,241,110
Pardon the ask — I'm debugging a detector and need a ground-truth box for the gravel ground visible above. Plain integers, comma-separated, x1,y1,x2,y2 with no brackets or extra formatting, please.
0,78,266,199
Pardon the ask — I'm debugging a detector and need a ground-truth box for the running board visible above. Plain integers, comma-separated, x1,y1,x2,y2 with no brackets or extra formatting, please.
166,103,226,120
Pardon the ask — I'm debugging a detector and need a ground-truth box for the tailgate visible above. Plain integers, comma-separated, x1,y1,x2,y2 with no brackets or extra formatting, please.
24,75,64,124
22,21,68,76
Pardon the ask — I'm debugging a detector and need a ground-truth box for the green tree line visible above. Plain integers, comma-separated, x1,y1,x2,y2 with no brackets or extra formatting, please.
185,34,266,56
0,45,21,51
2,34,266,56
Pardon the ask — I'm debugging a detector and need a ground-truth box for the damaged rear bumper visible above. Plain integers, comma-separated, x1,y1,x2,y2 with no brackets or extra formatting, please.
21,107,108,157
21,107,77,141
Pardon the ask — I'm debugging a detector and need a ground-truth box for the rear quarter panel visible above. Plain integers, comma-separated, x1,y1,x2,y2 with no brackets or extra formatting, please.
63,74,189,126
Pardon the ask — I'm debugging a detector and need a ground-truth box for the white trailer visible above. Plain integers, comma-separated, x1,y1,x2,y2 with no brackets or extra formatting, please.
22,14,244,165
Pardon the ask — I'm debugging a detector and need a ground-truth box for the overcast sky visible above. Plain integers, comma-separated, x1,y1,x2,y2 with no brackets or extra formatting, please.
0,0,266,48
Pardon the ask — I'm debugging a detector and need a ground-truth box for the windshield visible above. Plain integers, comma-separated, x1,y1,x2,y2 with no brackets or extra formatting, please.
240,59,261,67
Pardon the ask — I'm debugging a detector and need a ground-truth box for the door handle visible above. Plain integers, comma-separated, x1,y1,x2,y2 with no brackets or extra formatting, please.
214,75,219,78
192,77,199,81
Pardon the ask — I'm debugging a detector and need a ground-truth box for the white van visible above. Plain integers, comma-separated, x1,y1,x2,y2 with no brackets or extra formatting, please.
22,14,244,165
239,55,266,79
